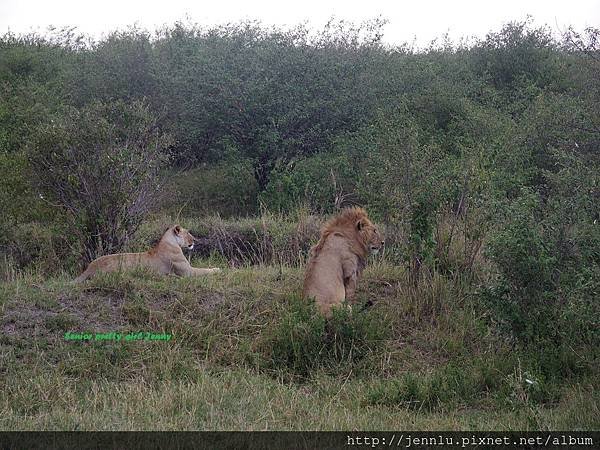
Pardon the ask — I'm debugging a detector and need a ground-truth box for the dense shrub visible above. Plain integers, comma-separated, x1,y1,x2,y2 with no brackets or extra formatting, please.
161,159,259,217
0,152,50,228
264,295,388,379
0,221,78,279
149,20,386,189
27,100,172,264
469,20,563,96
259,151,358,214
483,175,599,362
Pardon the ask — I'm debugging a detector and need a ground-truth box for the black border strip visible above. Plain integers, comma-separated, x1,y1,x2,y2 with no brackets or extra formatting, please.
0,431,598,450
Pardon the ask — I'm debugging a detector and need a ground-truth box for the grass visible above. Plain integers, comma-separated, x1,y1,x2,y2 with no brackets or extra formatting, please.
2,372,597,430
1,260,598,430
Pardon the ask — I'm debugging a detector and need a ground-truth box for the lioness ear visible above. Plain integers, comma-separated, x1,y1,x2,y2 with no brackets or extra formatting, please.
356,220,363,231
173,225,181,235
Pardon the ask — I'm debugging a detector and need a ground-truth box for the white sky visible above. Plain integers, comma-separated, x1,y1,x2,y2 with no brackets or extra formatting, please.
1,0,599,45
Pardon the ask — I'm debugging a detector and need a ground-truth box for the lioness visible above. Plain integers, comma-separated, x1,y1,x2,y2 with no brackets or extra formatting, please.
303,207,384,317
74,225,220,282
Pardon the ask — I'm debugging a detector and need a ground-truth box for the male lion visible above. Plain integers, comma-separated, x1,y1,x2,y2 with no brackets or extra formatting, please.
74,225,220,282
303,207,384,317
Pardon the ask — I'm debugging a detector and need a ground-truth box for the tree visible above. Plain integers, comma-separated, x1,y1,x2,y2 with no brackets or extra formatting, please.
152,19,386,190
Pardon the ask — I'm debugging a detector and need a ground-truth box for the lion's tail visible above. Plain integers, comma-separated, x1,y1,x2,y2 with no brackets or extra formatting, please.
73,265,93,283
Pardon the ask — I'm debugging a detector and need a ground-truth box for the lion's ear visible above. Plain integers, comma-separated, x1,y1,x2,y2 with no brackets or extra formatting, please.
173,225,181,235
356,220,363,231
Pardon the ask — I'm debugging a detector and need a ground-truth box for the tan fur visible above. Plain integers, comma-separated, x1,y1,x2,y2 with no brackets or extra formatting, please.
74,225,220,283
303,207,384,317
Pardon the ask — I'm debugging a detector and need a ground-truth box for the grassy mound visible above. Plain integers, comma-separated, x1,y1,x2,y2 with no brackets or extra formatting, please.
1,262,598,430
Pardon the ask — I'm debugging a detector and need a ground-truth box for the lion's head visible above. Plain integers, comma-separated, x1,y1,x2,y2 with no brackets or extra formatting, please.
172,225,196,250
357,216,384,255
314,207,384,258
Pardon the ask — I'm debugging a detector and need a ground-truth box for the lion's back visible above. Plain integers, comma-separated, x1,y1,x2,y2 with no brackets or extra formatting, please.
75,252,157,282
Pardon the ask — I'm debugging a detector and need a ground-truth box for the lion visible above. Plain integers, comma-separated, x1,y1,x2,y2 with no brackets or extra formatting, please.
303,207,384,317
74,225,221,283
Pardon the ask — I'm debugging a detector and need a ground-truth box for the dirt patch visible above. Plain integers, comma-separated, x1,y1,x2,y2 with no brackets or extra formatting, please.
2,303,62,338
1,288,131,340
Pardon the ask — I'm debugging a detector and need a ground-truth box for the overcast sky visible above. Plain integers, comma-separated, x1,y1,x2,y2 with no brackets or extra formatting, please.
1,0,599,45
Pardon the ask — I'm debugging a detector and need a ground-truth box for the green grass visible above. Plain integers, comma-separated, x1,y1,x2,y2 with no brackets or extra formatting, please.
1,263,598,430
2,371,598,431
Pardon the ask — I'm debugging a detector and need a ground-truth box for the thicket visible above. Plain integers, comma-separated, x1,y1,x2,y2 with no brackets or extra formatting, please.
27,100,172,263
0,19,598,378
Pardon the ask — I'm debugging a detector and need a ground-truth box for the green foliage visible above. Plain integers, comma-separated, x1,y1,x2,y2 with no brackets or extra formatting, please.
163,159,259,217
0,152,63,279
149,20,386,189
482,194,559,345
470,20,562,96
333,110,450,277
259,151,357,213
265,295,388,379
483,167,599,357
70,28,157,105
0,29,81,154
27,99,172,263
0,221,79,280
489,192,556,293
0,152,50,227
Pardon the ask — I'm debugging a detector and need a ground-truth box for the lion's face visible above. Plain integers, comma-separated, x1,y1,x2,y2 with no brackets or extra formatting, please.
173,225,196,250
357,219,384,255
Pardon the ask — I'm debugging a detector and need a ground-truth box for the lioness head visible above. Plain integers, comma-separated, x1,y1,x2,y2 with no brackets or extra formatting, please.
356,217,384,255
173,225,196,250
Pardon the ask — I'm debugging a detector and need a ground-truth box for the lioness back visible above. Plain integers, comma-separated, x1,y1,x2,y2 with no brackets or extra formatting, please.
74,225,221,283
74,253,150,283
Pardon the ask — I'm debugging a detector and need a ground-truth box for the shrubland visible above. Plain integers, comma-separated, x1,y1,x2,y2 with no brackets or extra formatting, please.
0,18,598,429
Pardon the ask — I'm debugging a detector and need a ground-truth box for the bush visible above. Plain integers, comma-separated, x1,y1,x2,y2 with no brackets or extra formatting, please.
150,20,385,189
259,151,358,214
335,110,449,280
27,99,172,264
0,152,52,228
470,20,561,95
160,161,259,217
482,179,599,368
264,295,388,379
0,221,79,279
